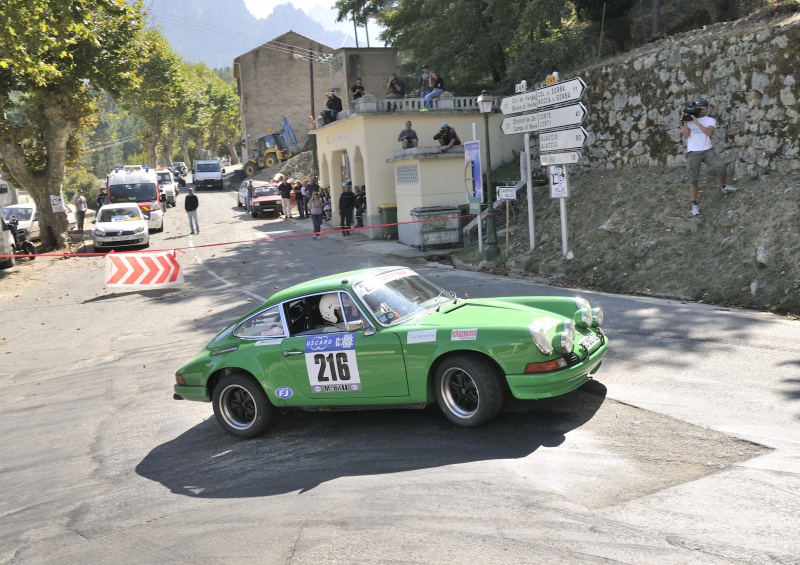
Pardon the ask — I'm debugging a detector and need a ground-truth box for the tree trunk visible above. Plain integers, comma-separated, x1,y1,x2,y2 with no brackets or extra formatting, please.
652,0,661,35
181,143,191,166
226,141,240,165
0,101,74,250
146,134,159,168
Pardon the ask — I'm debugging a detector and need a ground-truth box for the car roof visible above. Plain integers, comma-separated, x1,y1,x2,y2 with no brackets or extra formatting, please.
267,266,408,303
3,203,35,209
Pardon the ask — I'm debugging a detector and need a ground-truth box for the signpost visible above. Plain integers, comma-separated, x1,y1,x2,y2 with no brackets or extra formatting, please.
501,74,589,257
496,186,517,255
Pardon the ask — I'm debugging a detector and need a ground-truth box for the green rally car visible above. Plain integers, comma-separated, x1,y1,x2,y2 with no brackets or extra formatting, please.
174,266,608,439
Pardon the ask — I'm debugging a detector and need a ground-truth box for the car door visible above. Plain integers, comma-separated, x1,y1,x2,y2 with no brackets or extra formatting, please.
280,292,409,400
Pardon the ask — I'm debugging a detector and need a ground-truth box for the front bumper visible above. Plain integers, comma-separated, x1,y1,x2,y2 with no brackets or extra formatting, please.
93,233,148,248
174,384,211,402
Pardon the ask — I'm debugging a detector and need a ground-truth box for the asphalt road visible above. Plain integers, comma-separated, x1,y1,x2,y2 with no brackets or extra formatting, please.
0,184,798,564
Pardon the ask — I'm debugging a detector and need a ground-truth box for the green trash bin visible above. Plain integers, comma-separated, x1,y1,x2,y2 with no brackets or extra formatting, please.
379,204,398,240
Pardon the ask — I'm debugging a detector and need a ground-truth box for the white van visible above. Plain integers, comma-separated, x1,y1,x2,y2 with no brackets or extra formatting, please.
106,165,165,232
192,160,224,190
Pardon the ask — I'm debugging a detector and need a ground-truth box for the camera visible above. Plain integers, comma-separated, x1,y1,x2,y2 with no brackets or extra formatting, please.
682,102,703,122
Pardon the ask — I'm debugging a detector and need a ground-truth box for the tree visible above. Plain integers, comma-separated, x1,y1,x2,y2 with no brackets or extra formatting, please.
0,0,149,249
119,30,184,168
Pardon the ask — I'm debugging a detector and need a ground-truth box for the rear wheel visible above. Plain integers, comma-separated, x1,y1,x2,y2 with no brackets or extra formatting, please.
212,373,276,439
434,354,504,427
22,241,36,259
264,153,278,168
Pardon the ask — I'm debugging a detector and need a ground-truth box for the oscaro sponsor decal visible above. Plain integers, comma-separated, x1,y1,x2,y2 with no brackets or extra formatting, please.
306,335,334,352
275,386,293,399
451,329,478,341
407,329,437,344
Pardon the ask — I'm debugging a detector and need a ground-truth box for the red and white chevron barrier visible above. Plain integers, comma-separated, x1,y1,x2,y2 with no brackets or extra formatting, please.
105,251,184,289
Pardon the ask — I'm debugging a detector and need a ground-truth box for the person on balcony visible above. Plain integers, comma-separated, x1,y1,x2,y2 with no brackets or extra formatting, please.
398,120,418,149
385,72,405,111
434,122,461,152
322,91,342,124
422,71,445,111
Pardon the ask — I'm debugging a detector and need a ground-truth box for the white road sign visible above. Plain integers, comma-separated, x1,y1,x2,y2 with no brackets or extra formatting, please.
539,127,588,152
496,186,517,201
537,103,587,130
502,103,587,135
501,114,538,135
536,77,587,108
499,91,538,115
540,151,581,166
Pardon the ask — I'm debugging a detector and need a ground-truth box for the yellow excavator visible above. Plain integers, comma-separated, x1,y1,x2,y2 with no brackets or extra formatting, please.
244,117,301,176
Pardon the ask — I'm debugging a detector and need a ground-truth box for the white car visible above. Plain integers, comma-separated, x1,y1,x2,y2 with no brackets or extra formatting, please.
156,168,179,207
0,216,15,268
0,203,39,240
92,204,150,250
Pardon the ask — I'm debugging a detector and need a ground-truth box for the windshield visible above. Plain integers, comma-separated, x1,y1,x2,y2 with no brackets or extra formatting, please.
109,183,157,203
156,173,172,184
0,207,33,222
196,163,220,173
353,269,451,326
254,186,278,197
98,208,143,222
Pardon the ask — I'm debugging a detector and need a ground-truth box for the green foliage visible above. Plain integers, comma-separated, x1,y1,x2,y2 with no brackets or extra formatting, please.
63,168,100,207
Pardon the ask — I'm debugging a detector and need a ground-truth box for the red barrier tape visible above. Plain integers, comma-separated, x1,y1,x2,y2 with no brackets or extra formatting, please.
0,213,479,259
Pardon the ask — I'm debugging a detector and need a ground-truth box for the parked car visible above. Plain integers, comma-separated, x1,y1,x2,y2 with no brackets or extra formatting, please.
173,266,609,439
192,159,224,190
106,165,164,233
0,216,15,269
0,202,78,241
91,203,150,250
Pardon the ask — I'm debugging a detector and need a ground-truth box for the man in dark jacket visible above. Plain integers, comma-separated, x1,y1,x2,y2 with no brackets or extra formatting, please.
434,122,461,152
338,181,357,236
185,188,199,234
322,92,342,124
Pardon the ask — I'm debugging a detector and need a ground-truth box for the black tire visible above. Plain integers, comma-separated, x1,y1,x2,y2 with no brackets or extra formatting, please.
434,354,504,427
252,209,259,218
0,253,14,269
212,373,276,439
264,154,278,168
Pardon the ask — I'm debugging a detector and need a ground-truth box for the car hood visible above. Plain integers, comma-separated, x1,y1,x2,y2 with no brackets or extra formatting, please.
400,298,562,329
95,218,148,231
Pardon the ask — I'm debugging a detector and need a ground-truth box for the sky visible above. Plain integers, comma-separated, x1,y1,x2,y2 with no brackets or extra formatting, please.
242,1,384,46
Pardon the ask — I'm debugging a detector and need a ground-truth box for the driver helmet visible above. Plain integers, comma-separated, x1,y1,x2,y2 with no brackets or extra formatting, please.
319,294,342,324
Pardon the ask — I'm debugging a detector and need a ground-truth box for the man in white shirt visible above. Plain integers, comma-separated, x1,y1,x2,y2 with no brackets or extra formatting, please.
682,98,736,216
73,190,87,230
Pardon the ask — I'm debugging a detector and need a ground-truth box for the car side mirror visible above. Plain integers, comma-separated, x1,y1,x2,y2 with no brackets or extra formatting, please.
222,168,226,174
345,320,364,332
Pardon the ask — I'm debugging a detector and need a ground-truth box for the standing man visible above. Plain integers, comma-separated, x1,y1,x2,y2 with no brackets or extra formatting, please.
682,98,736,216
398,120,418,149
73,189,87,231
245,180,254,213
338,181,357,236
293,179,305,218
307,176,320,196
301,179,311,218
277,175,293,218
185,187,199,234
419,64,432,98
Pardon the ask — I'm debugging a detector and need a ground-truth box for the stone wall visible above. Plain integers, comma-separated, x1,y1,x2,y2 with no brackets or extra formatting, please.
575,12,800,178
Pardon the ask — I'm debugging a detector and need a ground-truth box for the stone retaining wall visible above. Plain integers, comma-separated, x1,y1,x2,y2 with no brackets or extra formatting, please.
574,12,800,178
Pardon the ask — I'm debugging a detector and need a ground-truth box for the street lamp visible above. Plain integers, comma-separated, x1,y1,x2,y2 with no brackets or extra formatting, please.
477,90,499,261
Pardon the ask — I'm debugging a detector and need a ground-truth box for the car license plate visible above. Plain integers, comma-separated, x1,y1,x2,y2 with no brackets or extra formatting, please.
111,236,129,241
580,333,600,351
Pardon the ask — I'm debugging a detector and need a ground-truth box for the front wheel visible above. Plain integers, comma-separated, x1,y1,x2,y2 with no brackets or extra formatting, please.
252,209,259,218
212,373,276,439
434,355,504,427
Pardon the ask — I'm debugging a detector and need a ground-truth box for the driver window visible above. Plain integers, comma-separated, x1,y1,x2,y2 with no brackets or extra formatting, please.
234,306,285,338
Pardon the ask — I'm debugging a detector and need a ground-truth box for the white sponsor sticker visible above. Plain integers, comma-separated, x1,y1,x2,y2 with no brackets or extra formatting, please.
451,329,478,341
304,333,362,392
407,329,437,344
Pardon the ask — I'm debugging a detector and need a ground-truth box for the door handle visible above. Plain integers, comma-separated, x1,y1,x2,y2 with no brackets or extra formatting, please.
283,350,303,356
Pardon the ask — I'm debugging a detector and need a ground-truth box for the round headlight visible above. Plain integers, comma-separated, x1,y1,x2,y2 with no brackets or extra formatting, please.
575,297,591,311
552,331,574,355
530,325,553,356
573,307,593,328
591,307,604,327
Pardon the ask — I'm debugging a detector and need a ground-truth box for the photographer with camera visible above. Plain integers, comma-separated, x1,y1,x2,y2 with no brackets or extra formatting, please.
385,72,405,111
434,122,461,153
682,98,736,216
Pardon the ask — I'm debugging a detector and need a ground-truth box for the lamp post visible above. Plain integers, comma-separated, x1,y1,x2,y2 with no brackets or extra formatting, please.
477,90,499,261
